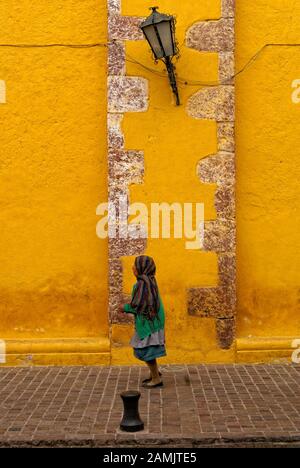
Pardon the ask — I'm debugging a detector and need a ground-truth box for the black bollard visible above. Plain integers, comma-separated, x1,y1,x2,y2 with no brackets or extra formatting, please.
120,390,144,432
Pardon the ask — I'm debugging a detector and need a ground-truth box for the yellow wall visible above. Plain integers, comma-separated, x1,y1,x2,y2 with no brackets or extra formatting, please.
0,1,298,366
236,0,300,361
0,1,109,364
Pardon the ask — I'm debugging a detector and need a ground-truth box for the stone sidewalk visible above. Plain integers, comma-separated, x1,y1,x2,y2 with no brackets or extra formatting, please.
0,364,299,447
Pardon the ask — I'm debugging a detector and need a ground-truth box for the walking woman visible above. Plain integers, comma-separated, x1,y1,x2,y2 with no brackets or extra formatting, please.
122,255,166,388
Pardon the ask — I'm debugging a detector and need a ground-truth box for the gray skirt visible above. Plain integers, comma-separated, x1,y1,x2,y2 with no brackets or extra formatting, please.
130,328,165,348
130,329,166,362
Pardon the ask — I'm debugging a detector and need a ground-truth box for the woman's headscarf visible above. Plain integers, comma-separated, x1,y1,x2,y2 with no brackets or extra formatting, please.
131,255,160,321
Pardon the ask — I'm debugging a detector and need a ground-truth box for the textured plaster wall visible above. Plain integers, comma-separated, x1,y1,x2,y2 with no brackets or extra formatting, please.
0,1,109,363
0,0,298,366
236,0,300,360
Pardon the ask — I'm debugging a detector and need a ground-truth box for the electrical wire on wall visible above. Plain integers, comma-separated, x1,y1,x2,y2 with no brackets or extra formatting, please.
0,42,299,87
126,43,300,87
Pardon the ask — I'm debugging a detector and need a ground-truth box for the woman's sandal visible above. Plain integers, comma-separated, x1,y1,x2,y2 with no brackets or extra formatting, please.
142,372,162,384
142,381,163,389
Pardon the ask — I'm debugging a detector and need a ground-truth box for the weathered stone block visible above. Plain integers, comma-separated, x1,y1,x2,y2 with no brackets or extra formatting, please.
108,41,125,76
109,236,146,259
108,113,124,149
217,122,235,152
109,149,144,185
218,253,236,287
186,18,234,53
216,318,235,349
203,220,236,253
108,76,148,113
108,0,121,15
219,52,235,84
215,183,235,220
187,86,235,122
108,14,144,41
198,152,235,185
222,0,235,18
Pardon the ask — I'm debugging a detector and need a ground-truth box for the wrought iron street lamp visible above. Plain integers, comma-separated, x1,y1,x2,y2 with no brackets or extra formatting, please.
140,6,180,105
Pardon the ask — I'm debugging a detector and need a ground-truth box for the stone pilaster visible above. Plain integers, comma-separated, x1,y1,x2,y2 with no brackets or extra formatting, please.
107,0,147,325
186,2,236,349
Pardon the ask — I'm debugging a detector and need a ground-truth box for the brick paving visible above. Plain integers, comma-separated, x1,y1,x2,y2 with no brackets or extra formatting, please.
0,364,299,447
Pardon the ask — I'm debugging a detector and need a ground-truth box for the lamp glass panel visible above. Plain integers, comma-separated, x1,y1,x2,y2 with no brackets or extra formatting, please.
156,20,175,57
142,24,164,59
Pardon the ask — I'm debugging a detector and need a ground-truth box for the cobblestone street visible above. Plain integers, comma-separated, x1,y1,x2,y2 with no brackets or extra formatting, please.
0,364,299,447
